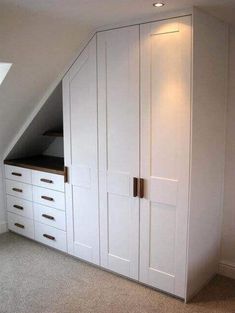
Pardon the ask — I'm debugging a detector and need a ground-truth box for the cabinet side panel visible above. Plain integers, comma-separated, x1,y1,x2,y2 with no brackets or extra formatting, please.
187,8,228,300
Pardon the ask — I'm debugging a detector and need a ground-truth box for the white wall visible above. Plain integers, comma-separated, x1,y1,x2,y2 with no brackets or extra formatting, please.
43,138,64,158
219,27,235,279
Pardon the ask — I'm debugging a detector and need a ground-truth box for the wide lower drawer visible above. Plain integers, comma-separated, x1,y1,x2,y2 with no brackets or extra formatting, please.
7,195,33,219
34,203,66,231
8,212,34,239
33,186,65,211
5,165,31,184
32,170,64,192
6,179,33,201
34,222,67,252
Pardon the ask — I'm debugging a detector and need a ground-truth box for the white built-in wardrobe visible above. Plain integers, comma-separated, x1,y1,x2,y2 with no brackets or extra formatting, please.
63,9,228,301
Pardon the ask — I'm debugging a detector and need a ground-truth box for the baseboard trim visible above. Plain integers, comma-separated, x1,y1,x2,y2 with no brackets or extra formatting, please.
218,262,235,280
0,222,7,234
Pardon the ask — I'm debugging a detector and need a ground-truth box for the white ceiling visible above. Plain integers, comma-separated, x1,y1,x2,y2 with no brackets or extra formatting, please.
0,0,235,159
1,0,235,27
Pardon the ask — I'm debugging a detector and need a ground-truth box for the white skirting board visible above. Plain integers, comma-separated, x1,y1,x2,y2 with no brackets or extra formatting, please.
218,262,235,279
0,222,7,234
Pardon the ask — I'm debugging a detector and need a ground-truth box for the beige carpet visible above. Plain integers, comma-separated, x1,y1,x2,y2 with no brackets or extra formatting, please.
0,232,235,313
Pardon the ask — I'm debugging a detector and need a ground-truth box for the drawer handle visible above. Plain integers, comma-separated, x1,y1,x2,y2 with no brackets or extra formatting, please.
41,196,54,202
11,172,22,177
43,234,55,241
12,188,23,193
42,214,55,220
13,205,24,210
40,178,53,184
14,223,25,229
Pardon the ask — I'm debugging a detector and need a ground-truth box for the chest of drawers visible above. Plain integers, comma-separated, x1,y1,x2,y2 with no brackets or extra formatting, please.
5,165,67,252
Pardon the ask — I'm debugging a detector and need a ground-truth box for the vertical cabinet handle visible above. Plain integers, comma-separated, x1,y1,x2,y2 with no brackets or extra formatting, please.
139,178,145,199
133,177,138,197
64,166,68,183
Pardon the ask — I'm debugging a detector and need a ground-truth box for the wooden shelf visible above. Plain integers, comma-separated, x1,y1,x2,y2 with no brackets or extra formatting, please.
4,155,65,176
43,130,63,137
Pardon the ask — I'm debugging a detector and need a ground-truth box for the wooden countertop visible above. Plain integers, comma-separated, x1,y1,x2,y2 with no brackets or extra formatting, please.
4,155,65,176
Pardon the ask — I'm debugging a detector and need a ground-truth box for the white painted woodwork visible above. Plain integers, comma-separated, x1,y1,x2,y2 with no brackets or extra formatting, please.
32,170,64,192
5,165,67,248
5,165,32,184
63,35,100,265
8,212,34,239
98,26,140,279
33,186,65,211
186,8,228,301
139,16,191,298
34,222,67,252
4,8,227,300
34,203,66,231
6,179,33,201
7,195,33,219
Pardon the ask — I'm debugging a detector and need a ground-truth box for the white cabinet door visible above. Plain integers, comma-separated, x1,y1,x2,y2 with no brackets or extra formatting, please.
98,26,140,279
139,16,191,298
63,36,100,265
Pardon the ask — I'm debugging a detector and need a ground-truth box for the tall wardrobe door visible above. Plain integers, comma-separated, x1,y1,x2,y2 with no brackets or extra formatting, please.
139,16,191,298
63,36,99,265
98,26,140,279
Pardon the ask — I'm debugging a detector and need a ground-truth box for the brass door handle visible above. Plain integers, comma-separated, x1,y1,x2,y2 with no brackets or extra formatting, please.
43,234,55,241
64,166,68,183
133,177,138,197
139,178,145,199
40,178,53,184
42,214,55,220
13,205,24,210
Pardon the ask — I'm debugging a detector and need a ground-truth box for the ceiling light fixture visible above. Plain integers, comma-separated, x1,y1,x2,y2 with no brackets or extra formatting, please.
0,63,12,86
153,2,165,7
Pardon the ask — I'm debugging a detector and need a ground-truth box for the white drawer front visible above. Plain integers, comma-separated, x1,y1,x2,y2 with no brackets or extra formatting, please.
34,203,66,231
32,170,64,192
5,165,31,184
6,179,33,201
35,222,67,252
33,186,65,211
7,195,33,219
8,212,34,239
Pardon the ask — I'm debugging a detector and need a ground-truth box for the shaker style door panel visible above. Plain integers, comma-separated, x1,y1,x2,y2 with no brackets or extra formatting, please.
139,16,191,298
98,26,140,279
63,35,100,265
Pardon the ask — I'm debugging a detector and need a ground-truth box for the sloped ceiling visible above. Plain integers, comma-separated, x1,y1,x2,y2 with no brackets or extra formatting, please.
0,0,235,160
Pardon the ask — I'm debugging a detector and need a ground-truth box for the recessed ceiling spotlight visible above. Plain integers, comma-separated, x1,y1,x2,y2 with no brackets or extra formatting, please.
153,2,165,7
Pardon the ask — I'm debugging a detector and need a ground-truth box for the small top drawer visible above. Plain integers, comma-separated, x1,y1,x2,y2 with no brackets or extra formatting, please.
5,165,31,184
32,170,64,192
6,179,33,201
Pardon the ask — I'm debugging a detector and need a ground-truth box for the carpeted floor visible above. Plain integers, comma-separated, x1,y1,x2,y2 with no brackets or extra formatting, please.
0,232,235,313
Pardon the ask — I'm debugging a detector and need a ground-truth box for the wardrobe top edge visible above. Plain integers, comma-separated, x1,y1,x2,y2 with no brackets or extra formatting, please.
96,9,193,33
